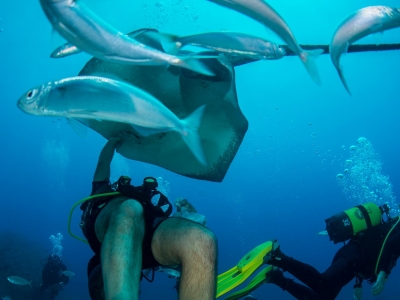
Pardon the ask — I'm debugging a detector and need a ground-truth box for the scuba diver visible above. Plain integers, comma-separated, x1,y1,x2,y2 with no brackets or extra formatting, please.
80,137,217,300
217,203,400,300
38,254,69,300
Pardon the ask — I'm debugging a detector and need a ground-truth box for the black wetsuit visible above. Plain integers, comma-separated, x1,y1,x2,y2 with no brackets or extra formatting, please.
39,258,69,300
269,221,400,300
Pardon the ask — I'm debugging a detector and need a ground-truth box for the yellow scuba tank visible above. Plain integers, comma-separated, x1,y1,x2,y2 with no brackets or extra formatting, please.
325,203,383,244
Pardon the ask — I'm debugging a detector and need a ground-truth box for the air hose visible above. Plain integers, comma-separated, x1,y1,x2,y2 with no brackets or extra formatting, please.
374,216,400,276
68,192,121,244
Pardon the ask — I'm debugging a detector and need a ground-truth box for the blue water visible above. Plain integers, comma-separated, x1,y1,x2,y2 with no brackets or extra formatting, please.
1,0,400,299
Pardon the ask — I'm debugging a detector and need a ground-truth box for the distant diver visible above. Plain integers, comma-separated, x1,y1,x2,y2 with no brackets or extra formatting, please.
217,203,400,300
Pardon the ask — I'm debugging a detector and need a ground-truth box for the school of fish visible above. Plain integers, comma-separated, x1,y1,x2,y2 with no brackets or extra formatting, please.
17,0,400,168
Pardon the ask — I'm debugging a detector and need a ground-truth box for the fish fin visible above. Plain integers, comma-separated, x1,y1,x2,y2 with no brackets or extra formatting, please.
176,57,215,76
50,42,81,59
50,28,67,55
263,25,281,44
344,42,350,54
68,118,87,137
126,28,158,39
337,65,352,96
145,31,181,55
133,126,162,137
181,105,207,166
372,31,384,45
299,48,324,86
50,44,65,58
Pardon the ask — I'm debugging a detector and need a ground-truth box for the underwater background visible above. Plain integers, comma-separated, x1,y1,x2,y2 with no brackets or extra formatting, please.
1,0,400,299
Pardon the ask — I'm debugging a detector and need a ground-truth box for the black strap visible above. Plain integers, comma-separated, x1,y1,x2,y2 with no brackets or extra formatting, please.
356,205,373,229
281,43,400,56
141,268,155,282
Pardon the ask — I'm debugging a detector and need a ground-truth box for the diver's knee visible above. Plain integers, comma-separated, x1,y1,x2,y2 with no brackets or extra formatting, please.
188,226,218,254
112,199,144,225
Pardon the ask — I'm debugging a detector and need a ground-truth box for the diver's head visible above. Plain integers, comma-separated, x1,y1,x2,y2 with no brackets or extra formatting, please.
49,254,61,265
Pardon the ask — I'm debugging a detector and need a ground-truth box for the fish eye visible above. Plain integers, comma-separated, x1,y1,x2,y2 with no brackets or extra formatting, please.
26,89,38,101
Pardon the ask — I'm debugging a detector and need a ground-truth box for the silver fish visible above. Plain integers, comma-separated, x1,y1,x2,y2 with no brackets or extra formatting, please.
39,0,213,76
62,270,75,277
330,6,400,95
207,0,323,84
7,276,32,287
50,28,158,59
17,76,207,165
148,31,286,60
50,42,80,58
157,266,181,278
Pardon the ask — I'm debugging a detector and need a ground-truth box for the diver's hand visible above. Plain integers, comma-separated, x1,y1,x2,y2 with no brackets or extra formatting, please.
371,271,387,296
353,287,362,300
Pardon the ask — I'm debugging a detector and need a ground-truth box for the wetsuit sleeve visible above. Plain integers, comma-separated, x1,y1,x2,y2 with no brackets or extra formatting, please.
377,229,400,275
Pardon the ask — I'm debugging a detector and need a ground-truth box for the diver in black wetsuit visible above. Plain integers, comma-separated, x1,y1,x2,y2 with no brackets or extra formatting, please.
39,254,69,300
264,219,400,300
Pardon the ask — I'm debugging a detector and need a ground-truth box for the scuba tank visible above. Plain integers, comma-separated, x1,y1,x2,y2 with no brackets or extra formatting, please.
325,203,389,244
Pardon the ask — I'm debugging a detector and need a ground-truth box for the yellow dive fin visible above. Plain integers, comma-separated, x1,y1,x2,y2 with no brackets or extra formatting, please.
225,266,273,300
216,241,273,298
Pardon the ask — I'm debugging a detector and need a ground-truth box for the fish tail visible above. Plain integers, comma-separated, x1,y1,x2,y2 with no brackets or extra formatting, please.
337,66,352,96
181,105,208,166
176,57,215,76
300,48,324,86
146,31,181,55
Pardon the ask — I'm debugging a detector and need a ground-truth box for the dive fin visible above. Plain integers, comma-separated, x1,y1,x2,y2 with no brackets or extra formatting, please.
216,241,273,298
300,48,324,86
224,266,273,300
181,105,207,166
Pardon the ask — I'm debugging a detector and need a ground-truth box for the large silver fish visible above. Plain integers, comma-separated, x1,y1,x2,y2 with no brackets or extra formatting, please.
7,276,32,287
50,28,158,59
39,0,213,76
17,76,207,165
330,6,400,95
207,0,323,85
148,31,286,60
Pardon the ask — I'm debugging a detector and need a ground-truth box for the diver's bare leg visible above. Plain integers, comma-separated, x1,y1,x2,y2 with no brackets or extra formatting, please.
95,198,144,300
152,218,218,300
